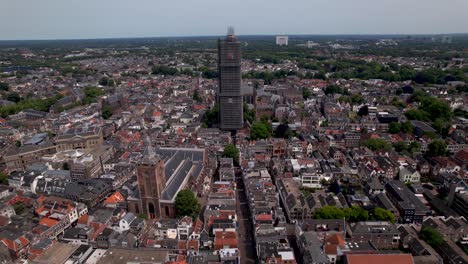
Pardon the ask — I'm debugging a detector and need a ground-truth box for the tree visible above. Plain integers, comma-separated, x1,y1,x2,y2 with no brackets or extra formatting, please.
427,140,447,156
62,162,70,171
192,90,202,102
401,121,414,134
324,85,349,95
83,86,105,104
432,118,449,137
421,227,443,248
358,105,369,117
243,103,256,124
393,141,407,153
351,94,364,105
107,79,115,87
388,122,401,134
343,206,369,222
99,76,109,86
329,180,341,195
152,65,178,76
202,104,218,128
200,68,218,79
313,206,370,222
302,87,311,100
408,141,420,154
175,189,200,219
363,138,391,151
6,92,20,103
13,202,25,214
101,104,113,120
138,213,147,220
0,172,8,185
419,96,452,121
313,206,345,219
0,82,9,91
223,144,240,166
405,109,430,121
251,121,271,140
371,207,395,223
274,124,293,139
15,140,21,147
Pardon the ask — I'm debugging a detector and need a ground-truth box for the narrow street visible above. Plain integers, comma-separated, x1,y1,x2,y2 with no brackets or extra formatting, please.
235,171,256,264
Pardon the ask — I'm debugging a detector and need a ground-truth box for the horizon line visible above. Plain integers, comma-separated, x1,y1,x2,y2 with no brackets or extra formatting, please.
1,32,468,42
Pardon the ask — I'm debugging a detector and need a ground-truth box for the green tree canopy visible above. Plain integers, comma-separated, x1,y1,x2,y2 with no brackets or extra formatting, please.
427,140,447,156
175,189,200,219
99,76,109,86
251,121,271,140
401,121,414,134
421,227,444,248
371,208,395,223
388,122,401,134
13,202,25,214
107,79,115,87
0,82,9,91
6,92,21,103
363,138,391,151
192,90,202,102
62,162,70,171
343,206,369,222
200,67,218,79
406,95,452,122
137,213,147,220
358,105,369,117
313,206,394,223
324,85,349,95
302,87,311,100
202,104,219,128
152,65,178,76
313,206,345,219
274,124,293,139
0,172,8,185
243,103,256,124
432,118,450,137
83,86,105,104
223,144,240,166
101,104,113,120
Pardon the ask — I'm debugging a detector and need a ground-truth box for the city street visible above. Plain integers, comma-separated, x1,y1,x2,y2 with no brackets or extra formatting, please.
235,172,256,264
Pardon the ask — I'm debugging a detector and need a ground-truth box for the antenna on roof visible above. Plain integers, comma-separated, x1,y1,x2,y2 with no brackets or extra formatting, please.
146,135,155,159
227,26,235,36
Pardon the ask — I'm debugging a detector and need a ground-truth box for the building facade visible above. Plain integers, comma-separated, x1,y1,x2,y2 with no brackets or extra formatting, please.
218,27,243,131
137,147,166,219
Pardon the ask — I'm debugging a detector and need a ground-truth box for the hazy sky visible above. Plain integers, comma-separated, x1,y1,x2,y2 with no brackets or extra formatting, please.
1,0,468,40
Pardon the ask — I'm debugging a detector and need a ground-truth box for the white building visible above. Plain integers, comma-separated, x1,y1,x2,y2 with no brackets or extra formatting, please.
301,172,323,189
399,166,421,183
276,36,289,46
117,212,136,233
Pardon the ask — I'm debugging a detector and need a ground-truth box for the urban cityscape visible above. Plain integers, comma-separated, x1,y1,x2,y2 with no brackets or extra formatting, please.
0,2,468,264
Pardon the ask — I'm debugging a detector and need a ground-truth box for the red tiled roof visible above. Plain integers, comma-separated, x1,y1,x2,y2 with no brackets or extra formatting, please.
39,217,59,228
325,244,338,255
214,231,237,250
255,214,273,221
104,191,125,204
325,233,345,247
188,239,199,251
178,240,187,250
77,214,89,225
346,254,413,264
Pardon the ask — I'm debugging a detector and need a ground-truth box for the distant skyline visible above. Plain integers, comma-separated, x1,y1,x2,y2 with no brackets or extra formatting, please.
1,0,468,40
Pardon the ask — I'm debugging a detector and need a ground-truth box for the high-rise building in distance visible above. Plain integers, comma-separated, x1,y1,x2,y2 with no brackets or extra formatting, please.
218,27,243,131
276,35,289,46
